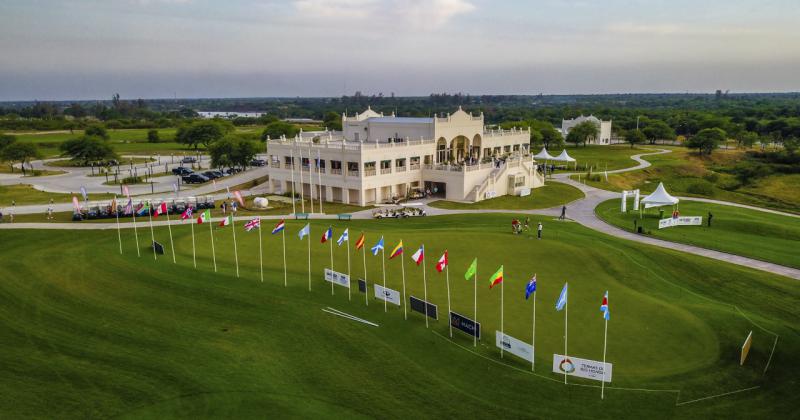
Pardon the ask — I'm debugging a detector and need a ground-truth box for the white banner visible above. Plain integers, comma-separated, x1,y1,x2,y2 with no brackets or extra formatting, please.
324,268,350,288
621,190,628,212
374,284,401,306
495,331,533,363
658,216,702,229
552,354,612,382
485,190,497,199
518,188,531,197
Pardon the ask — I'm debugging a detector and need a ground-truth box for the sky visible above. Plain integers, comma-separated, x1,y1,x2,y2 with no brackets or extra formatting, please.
1,0,799,101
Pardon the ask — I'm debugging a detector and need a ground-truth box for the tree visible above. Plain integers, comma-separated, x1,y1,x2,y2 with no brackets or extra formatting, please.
147,129,160,143
624,129,646,148
686,128,726,156
736,131,759,149
784,137,799,155
566,121,598,147
84,124,109,140
175,120,233,150
59,135,117,165
1,142,40,175
322,111,342,131
0,134,16,152
641,120,675,144
539,125,564,149
208,136,259,170
261,121,299,141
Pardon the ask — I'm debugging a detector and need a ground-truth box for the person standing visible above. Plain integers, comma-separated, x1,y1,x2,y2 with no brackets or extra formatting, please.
707,212,713,227
559,205,566,220
221,201,227,215
537,222,543,239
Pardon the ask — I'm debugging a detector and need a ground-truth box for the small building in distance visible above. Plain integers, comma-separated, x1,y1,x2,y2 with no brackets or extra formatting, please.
560,115,612,145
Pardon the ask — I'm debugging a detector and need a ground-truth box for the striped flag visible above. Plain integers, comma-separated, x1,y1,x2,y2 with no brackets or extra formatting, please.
411,245,424,265
354,233,365,250
219,215,232,227
488,265,503,289
321,227,332,243
272,220,285,234
337,228,349,246
389,240,403,259
123,199,133,215
600,291,610,320
153,202,168,217
197,209,211,224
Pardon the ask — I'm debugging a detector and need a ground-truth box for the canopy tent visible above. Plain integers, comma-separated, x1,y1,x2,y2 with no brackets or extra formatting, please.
641,182,680,209
534,147,555,160
552,149,576,162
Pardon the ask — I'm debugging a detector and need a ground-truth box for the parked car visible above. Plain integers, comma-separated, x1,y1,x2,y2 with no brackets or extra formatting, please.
172,167,193,176
182,173,209,184
250,159,266,166
181,156,197,163
202,170,221,180
225,167,243,175
172,199,187,213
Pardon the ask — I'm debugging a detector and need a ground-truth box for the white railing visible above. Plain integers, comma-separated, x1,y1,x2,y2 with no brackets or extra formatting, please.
409,164,420,170
330,168,342,175
347,170,360,177
364,169,376,177
380,168,392,175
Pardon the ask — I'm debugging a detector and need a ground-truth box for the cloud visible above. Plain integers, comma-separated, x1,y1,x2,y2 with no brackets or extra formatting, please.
293,0,475,27
606,22,760,37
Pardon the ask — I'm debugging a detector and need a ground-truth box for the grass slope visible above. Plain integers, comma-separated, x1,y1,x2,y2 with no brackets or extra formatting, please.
428,182,584,210
0,184,115,207
595,199,800,269
0,215,798,418
547,145,646,171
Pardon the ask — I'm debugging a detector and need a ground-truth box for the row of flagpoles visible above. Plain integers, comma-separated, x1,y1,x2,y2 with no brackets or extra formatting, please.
108,200,613,398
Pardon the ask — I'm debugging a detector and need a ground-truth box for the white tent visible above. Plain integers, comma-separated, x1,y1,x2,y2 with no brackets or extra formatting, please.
641,183,679,209
552,149,576,162
534,147,555,160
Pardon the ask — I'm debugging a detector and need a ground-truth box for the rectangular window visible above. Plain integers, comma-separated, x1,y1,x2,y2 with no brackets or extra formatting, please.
380,160,392,174
364,161,376,176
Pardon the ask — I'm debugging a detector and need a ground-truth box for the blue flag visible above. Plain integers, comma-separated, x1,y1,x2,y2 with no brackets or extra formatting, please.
525,274,537,300
555,283,568,311
337,228,349,246
371,236,384,256
298,223,310,239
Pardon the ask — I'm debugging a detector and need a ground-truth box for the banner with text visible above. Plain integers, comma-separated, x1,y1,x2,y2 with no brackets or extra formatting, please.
552,354,612,382
324,268,351,288
659,216,702,229
495,331,533,363
374,284,401,306
450,311,481,339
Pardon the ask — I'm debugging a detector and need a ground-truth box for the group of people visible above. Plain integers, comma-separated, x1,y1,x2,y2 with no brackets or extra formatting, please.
220,200,238,215
511,216,544,239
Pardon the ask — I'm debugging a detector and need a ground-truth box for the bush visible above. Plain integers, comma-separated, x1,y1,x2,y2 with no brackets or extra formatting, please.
686,181,715,196
703,172,719,183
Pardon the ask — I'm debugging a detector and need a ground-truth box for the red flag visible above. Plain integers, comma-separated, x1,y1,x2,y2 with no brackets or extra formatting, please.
436,250,448,272
153,202,168,217
233,190,245,207
354,233,365,250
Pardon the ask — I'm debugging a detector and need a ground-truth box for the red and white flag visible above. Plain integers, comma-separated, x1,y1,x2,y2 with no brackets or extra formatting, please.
411,245,424,265
153,202,168,217
244,218,260,232
436,250,448,272
233,190,245,207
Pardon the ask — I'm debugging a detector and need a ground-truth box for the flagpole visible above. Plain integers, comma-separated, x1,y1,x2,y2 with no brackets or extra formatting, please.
209,215,217,272
346,233,351,301
190,213,196,268
446,260,452,337
308,145,315,215
298,147,305,214
258,218,264,282
421,248,427,327
381,246,387,313
532,289,536,372
329,230,334,295
114,196,122,254
231,216,239,278
401,242,408,320
148,202,156,261
281,228,287,287
317,150,323,214
290,149,296,215
474,262,477,348
132,203,140,257
500,277,504,359
307,225,311,291
564,281,569,384
165,205,176,264
601,291,608,400
362,238,368,306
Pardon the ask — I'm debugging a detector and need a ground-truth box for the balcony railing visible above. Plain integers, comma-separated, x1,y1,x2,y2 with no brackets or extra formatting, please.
380,168,392,175
330,168,342,175
364,169,376,177
396,166,407,172
347,170,360,177
409,163,420,170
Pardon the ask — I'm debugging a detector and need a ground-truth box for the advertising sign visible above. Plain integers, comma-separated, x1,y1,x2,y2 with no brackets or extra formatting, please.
410,296,438,320
519,188,531,197
358,279,367,293
740,330,753,366
495,331,533,363
552,354,612,382
374,284,401,306
450,311,481,339
324,268,350,288
658,216,703,229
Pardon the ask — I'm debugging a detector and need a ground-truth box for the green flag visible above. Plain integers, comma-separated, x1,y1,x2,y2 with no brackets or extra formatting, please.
464,258,477,280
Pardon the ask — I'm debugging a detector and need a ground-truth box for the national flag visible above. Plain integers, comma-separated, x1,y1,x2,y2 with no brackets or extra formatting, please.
436,250,448,272
244,218,260,232
556,283,568,311
72,196,81,211
464,258,477,280
371,236,384,256
389,240,403,259
488,265,503,289
122,185,130,198
298,223,310,239
525,274,537,300
197,209,211,224
110,197,117,213
153,202,168,217
411,245,424,265
123,199,133,215
136,202,149,216
172,182,178,193
354,233,365,250
337,228,349,246
181,207,193,220
272,220,285,234
233,190,245,207
321,226,332,243
600,291,610,320
80,186,88,201
219,215,232,227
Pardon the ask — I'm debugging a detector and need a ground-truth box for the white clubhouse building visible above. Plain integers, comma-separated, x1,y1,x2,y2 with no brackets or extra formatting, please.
560,115,613,145
264,107,544,206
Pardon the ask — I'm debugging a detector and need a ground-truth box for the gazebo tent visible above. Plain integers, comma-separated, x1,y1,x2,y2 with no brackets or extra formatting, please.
640,182,680,209
534,147,555,160
552,149,576,162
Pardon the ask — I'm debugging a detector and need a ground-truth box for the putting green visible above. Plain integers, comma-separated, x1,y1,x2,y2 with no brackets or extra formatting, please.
0,214,797,418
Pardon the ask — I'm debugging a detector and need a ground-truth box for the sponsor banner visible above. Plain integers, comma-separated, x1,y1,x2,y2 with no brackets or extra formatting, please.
658,216,702,229
485,191,497,199
374,284,401,306
552,354,612,382
324,268,350,288
740,330,753,366
409,296,438,320
495,331,533,363
518,188,531,197
358,279,367,293
450,311,481,339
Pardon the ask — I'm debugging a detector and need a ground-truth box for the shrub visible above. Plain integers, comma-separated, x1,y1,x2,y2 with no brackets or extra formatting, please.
686,181,715,196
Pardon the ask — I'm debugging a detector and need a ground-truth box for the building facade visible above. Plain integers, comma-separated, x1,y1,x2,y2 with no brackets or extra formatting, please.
264,107,544,206
560,115,612,145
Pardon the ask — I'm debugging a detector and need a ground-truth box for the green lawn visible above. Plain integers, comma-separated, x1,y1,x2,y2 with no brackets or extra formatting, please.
595,199,800,269
0,214,797,418
0,184,115,207
544,145,646,172
428,182,584,210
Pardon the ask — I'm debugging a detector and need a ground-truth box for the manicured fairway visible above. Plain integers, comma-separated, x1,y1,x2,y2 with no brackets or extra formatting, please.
0,215,797,418
0,184,115,207
428,182,584,210
596,199,800,269
545,145,645,171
